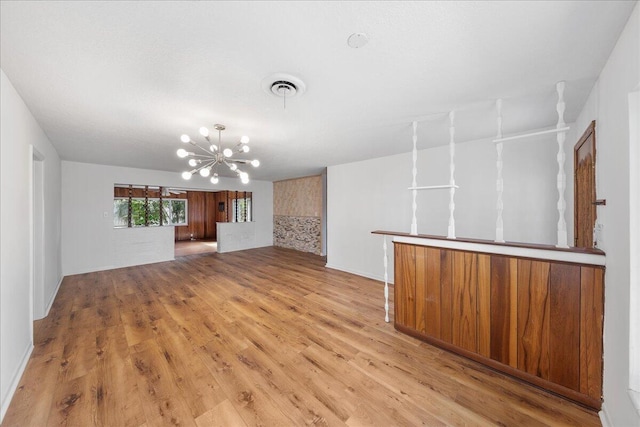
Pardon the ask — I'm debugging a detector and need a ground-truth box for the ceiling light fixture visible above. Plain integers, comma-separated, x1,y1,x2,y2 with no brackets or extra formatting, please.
177,124,259,185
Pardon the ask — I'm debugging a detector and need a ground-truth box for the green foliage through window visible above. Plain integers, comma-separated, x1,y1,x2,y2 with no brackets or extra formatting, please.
114,198,187,228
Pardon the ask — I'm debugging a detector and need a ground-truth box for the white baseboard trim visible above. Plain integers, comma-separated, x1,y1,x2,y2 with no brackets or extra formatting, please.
599,402,613,427
324,263,393,285
43,276,64,317
0,342,34,423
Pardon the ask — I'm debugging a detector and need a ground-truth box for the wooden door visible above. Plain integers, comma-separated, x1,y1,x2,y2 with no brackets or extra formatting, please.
574,121,597,248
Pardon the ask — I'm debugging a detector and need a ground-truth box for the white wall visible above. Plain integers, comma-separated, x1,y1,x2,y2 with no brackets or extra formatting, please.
61,161,273,275
572,4,639,426
1,70,62,422
327,130,567,282
217,222,258,253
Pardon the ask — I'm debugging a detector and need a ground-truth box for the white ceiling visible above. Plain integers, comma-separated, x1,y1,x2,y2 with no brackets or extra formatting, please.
0,1,636,181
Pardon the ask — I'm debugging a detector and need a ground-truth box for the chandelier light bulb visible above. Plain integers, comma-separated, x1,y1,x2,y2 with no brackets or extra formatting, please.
199,127,209,137
181,171,192,180
241,145,250,153
199,168,210,177
188,159,198,167
210,174,219,184
180,134,190,143
240,135,250,144
251,159,260,167
229,163,238,171
177,148,189,158
223,148,233,158
240,172,249,184
210,144,218,152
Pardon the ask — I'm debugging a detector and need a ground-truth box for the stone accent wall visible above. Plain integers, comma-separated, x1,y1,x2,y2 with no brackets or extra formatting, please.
274,215,321,255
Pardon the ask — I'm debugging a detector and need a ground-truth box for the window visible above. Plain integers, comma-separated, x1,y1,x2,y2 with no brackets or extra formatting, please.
113,197,187,228
232,196,252,222
162,199,187,225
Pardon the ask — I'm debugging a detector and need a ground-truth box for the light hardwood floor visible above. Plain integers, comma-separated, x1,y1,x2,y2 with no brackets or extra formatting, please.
3,247,600,426
174,239,217,257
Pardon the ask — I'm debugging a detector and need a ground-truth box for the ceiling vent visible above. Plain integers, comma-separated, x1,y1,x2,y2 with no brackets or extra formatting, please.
262,73,306,102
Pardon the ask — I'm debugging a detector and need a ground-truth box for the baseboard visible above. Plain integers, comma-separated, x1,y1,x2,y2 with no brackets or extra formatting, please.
0,342,34,423
599,402,613,427
43,276,64,317
324,263,393,285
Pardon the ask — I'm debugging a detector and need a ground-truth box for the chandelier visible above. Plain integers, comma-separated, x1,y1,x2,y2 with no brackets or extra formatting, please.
177,124,259,185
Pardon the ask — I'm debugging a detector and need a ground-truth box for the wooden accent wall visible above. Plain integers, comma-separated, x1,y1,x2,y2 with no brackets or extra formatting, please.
394,242,604,409
273,176,322,217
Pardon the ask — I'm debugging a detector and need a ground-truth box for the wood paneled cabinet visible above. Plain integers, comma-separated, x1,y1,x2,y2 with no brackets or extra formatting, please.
394,242,604,409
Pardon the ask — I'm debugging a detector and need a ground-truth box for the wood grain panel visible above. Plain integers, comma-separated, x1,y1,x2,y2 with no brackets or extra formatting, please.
204,192,217,239
394,243,416,328
549,264,581,390
425,248,441,339
477,254,491,358
509,258,518,368
517,260,550,379
188,191,206,239
452,251,477,352
415,246,427,334
580,267,604,400
215,191,227,223
490,256,513,364
440,249,453,343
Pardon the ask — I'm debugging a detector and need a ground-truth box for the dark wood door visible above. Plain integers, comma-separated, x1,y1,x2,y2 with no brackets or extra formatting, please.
574,121,597,248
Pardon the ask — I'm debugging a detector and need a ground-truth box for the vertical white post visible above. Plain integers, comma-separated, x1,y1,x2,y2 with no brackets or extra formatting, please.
495,99,505,243
556,81,569,248
410,121,418,235
447,111,456,239
383,236,390,323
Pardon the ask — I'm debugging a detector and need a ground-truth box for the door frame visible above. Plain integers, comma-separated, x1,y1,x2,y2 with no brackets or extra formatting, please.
573,121,597,247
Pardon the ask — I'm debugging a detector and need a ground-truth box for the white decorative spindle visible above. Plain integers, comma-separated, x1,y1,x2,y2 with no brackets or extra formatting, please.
383,236,390,323
555,81,569,248
410,121,418,235
495,99,505,243
447,111,456,239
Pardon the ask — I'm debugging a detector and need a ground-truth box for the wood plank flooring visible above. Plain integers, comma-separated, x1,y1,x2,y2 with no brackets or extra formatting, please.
174,239,217,257
3,247,600,426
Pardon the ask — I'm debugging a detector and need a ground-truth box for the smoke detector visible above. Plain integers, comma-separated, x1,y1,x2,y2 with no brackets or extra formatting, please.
262,73,306,99
347,32,369,48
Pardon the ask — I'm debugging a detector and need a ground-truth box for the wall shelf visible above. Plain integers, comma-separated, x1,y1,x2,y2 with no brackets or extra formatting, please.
493,126,570,144
408,184,459,191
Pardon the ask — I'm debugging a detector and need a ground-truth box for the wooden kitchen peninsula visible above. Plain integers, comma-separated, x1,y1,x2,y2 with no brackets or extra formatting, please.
372,231,605,409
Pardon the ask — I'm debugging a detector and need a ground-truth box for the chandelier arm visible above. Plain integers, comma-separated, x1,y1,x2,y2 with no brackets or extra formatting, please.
192,142,215,156
188,153,217,158
226,158,250,164
195,159,218,171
